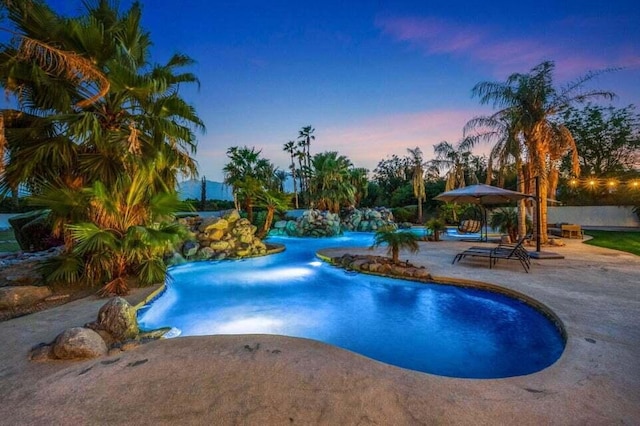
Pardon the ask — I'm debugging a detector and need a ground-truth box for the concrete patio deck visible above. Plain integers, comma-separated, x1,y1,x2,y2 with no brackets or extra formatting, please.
0,237,638,425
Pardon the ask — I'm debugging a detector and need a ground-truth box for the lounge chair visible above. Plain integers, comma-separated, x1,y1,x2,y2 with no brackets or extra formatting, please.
452,236,531,272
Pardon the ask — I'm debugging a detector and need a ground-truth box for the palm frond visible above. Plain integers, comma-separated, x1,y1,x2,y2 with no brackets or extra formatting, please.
16,37,109,108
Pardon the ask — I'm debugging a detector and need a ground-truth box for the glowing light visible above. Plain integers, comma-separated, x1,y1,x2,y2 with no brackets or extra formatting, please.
589,180,596,186
608,181,616,187
235,267,313,282
633,181,639,188
570,179,578,186
215,316,285,334
309,261,322,267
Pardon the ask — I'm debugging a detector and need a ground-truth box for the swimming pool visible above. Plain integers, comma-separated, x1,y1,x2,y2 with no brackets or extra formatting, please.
138,232,564,378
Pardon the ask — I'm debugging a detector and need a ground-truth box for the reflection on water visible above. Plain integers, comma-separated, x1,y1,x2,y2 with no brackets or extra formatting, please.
138,232,564,378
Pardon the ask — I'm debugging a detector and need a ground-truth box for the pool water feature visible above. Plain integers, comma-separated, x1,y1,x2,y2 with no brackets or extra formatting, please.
138,233,564,378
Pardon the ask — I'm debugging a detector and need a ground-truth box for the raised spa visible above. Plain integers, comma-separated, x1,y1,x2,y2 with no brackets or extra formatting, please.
138,233,564,378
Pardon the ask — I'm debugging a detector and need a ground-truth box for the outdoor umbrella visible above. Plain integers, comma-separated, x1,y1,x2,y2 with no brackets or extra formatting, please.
434,184,531,241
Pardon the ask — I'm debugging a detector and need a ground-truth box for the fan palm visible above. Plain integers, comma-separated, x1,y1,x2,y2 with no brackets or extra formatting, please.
223,146,277,222
0,0,204,197
34,169,186,295
309,151,355,213
370,227,420,265
0,1,202,291
255,188,291,238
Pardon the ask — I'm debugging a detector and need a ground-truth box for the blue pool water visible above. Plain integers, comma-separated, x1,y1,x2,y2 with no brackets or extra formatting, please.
138,232,564,378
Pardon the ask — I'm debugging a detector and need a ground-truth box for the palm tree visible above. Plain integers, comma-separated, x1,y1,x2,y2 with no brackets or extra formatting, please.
407,147,426,223
274,168,288,193
472,60,614,241
370,227,420,265
309,151,355,213
298,125,315,194
255,189,291,238
348,167,369,207
464,113,529,239
34,169,186,295
0,1,203,289
429,140,476,223
223,146,277,223
283,140,299,208
430,140,474,191
0,0,204,197
489,207,519,243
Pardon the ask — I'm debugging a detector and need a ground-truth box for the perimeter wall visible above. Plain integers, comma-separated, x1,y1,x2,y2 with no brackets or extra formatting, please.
547,206,639,228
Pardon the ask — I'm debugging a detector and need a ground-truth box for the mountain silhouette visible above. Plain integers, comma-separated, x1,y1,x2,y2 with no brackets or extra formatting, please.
177,179,234,201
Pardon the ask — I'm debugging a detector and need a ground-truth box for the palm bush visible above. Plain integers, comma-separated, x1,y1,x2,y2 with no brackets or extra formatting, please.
489,207,518,242
0,2,202,293
370,226,420,265
425,218,446,241
35,171,187,295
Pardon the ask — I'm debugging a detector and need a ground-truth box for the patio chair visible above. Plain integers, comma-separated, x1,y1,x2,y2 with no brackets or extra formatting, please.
458,219,482,234
452,235,531,272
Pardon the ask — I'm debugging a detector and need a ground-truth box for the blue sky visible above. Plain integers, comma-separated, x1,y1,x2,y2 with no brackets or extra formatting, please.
41,1,640,181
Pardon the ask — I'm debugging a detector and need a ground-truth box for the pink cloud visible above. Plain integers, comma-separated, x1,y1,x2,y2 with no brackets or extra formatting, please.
376,15,639,82
376,16,483,55
320,109,492,172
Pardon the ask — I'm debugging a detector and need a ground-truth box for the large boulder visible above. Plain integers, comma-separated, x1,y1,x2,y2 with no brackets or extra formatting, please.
204,218,228,232
52,327,108,360
0,286,52,310
89,297,139,342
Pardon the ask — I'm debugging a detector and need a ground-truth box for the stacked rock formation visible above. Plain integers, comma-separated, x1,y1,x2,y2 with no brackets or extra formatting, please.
341,207,396,232
329,254,432,280
273,208,397,238
272,209,342,237
175,210,267,262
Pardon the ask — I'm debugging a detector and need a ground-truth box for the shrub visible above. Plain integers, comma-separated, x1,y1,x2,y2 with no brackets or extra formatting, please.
392,207,413,223
425,218,446,241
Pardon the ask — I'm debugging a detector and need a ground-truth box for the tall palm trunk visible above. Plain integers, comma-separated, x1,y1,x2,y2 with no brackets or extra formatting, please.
260,206,274,238
290,156,299,209
531,152,549,244
516,161,527,239
391,245,399,265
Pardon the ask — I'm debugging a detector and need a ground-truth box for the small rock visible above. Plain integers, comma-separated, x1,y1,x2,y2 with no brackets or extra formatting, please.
30,344,53,362
182,241,199,257
52,327,108,360
93,297,139,342
0,286,52,310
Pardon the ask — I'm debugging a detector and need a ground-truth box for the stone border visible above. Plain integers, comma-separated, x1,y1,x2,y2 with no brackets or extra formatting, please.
316,251,567,343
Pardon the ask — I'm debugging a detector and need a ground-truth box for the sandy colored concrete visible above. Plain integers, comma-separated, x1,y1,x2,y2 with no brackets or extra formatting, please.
0,238,639,425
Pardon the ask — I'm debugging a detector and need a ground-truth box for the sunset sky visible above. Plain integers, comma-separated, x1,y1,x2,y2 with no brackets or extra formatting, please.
45,1,640,181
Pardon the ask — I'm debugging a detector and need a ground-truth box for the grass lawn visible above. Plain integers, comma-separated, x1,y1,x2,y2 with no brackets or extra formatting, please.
0,229,20,252
584,230,640,256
